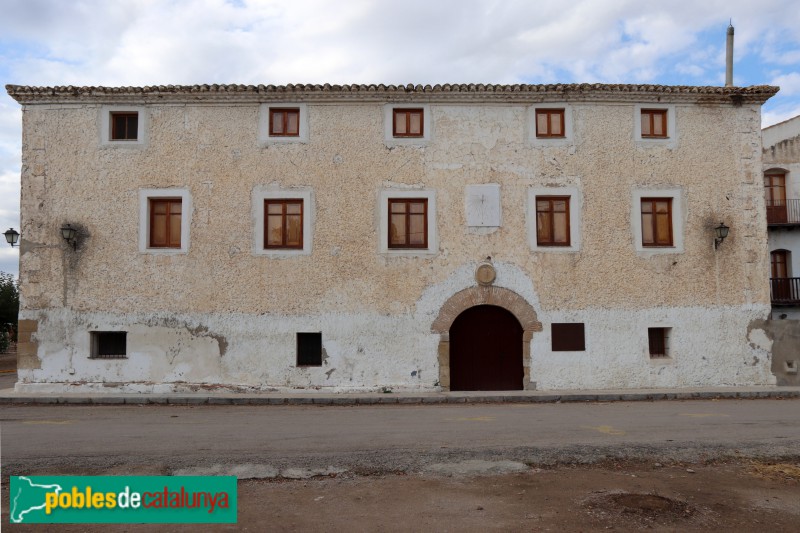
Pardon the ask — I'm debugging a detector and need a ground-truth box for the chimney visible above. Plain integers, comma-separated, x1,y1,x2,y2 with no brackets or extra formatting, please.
725,22,734,87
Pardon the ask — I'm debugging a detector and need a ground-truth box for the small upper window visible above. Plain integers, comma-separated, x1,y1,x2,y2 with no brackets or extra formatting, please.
536,196,570,246
149,198,182,248
641,109,668,138
535,109,565,138
389,198,428,248
393,108,424,138
641,198,673,247
110,112,138,141
265,199,304,249
269,108,300,137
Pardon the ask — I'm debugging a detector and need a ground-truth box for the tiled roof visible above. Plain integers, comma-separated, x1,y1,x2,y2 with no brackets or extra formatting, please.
5,83,780,105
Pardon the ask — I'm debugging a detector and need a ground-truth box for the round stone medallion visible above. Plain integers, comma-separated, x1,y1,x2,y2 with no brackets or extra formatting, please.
475,263,496,286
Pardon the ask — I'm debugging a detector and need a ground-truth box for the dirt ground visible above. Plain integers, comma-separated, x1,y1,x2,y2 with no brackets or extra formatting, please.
3,459,799,531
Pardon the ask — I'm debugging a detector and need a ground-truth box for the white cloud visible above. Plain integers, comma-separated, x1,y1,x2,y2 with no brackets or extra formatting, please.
770,72,800,96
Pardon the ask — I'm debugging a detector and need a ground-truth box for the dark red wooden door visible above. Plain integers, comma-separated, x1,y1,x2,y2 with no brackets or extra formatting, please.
450,305,524,391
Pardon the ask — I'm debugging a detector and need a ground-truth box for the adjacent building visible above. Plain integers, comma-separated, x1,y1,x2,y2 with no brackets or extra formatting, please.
6,83,779,393
764,114,800,317
762,114,800,385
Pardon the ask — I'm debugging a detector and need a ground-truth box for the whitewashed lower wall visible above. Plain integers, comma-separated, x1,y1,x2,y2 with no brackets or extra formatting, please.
530,306,775,389
16,306,775,393
16,261,775,393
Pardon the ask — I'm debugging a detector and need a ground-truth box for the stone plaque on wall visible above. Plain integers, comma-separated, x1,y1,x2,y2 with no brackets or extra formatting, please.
465,184,501,227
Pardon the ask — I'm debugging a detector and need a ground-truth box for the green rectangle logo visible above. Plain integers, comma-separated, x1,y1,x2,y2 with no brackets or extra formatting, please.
10,476,237,524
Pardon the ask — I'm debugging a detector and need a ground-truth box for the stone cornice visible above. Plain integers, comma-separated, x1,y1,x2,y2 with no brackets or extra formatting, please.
5,83,779,105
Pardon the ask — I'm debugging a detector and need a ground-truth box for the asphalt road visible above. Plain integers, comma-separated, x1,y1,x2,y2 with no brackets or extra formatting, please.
1,399,799,476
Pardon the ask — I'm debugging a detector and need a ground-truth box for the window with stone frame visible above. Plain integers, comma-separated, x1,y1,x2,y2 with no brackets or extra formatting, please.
264,199,304,249
388,198,428,248
269,108,300,137
535,108,565,138
110,112,138,141
640,198,673,247
393,108,424,138
536,196,570,246
641,109,668,138
149,198,182,248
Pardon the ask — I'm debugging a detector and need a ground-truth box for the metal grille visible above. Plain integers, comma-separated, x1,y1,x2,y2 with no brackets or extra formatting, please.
91,331,127,359
648,328,668,358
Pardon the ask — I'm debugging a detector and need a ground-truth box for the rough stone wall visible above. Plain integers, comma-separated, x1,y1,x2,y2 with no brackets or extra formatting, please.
13,94,775,391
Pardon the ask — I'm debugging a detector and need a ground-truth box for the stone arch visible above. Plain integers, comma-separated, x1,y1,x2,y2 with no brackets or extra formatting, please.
432,286,542,391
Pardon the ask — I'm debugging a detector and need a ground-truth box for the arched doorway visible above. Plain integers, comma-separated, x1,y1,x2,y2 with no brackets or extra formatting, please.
449,305,524,391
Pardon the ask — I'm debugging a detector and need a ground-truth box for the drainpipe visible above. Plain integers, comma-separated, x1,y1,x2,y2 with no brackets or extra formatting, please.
725,23,734,87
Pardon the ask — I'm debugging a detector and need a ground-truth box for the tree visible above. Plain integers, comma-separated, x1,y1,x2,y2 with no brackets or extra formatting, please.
0,272,19,352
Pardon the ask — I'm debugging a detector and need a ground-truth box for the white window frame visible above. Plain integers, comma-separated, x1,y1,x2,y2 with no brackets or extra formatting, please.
253,186,314,257
632,188,685,254
527,187,582,253
634,104,677,148
100,105,147,148
529,103,574,147
259,103,309,144
138,188,192,254
384,104,432,146
378,189,437,256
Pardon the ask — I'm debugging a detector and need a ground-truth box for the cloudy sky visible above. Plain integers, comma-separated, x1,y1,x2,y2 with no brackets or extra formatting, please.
1,0,799,276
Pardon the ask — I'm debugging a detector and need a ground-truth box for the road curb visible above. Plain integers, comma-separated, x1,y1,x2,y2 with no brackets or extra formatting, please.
0,388,798,406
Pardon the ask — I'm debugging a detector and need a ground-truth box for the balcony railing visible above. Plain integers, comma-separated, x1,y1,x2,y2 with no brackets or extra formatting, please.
766,199,800,225
770,278,800,305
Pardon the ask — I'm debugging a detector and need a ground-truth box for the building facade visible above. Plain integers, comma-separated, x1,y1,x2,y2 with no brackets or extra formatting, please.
6,83,779,393
762,114,800,385
764,115,800,317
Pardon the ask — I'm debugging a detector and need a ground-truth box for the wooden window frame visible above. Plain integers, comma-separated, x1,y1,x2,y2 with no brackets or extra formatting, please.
264,199,304,250
648,327,669,358
771,250,790,279
640,197,673,247
269,108,301,137
392,108,424,138
148,198,182,249
535,108,566,138
388,198,428,249
764,171,788,223
536,196,571,246
641,109,668,138
110,112,138,141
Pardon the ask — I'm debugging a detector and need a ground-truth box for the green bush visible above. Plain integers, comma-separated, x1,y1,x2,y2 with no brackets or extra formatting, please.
0,330,9,354
0,272,19,351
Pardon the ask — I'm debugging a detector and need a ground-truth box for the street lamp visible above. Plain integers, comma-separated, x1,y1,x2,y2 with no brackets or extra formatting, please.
714,222,729,249
4,228,19,247
60,224,78,250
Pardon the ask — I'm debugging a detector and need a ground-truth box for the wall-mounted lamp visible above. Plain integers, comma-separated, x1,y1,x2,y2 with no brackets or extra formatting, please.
4,228,19,247
714,222,729,249
60,224,78,250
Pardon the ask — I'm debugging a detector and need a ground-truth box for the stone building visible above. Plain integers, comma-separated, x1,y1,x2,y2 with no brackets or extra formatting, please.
5,83,779,393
